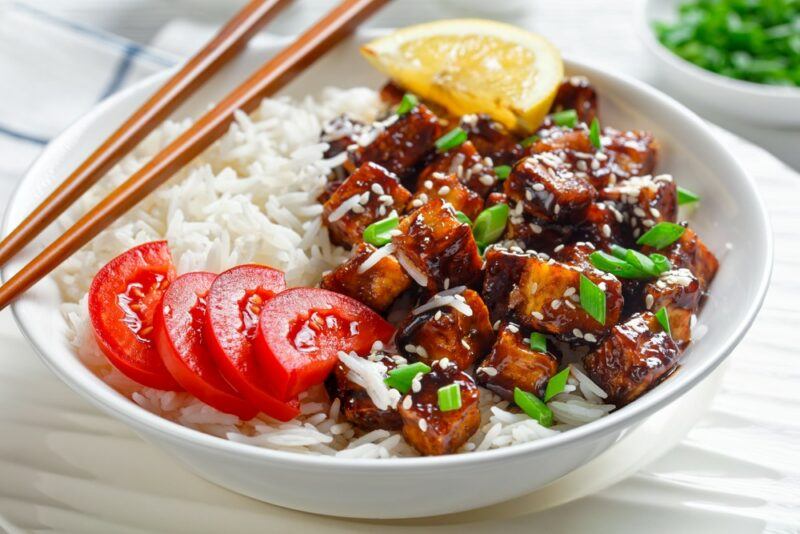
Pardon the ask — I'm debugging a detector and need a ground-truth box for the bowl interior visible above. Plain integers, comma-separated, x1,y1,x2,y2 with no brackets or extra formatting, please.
3,34,772,467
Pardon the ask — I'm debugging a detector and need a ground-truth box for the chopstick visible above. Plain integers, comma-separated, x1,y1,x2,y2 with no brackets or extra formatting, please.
0,0,292,269
0,0,388,310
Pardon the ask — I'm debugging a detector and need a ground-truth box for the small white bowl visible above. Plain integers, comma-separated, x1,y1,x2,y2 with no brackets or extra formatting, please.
3,33,772,519
637,0,800,127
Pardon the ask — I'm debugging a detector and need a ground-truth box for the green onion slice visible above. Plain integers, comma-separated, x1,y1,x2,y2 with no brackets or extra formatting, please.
520,134,540,148
677,186,701,205
435,127,468,152
455,211,472,226
514,387,553,427
580,274,606,325
625,249,659,277
609,244,629,260
649,253,672,274
437,383,462,412
494,165,512,180
529,332,547,353
384,362,431,394
589,117,602,150
636,222,686,249
544,367,571,402
551,109,578,128
395,93,418,116
655,306,671,336
362,215,399,247
472,203,509,246
589,251,651,279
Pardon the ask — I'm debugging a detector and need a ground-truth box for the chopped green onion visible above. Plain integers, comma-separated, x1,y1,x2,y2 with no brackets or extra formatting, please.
579,274,606,325
589,117,602,150
514,387,553,427
494,165,512,180
609,244,629,260
677,186,701,205
655,307,671,336
636,222,686,249
384,362,431,393
395,93,418,116
551,109,578,128
544,367,571,402
437,383,462,412
649,253,672,274
435,127,468,152
529,332,547,353
625,249,659,277
455,211,472,226
520,134,540,148
472,203,509,246
589,251,652,279
362,215,399,247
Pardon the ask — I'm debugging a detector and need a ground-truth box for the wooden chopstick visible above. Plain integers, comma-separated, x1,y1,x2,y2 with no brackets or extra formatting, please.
0,0,389,310
0,0,292,268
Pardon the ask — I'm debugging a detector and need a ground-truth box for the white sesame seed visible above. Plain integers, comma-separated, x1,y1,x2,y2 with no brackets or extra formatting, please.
554,244,565,253
411,199,423,208
554,204,561,215
633,207,647,218
507,324,519,333
564,300,576,310
418,418,428,431
650,207,661,218
642,219,655,227
492,320,501,330
434,310,442,320
461,339,471,350
481,366,498,377
424,180,433,189
529,223,542,234
598,281,607,291
351,204,365,214
645,294,654,309
479,174,495,186
573,328,583,338
551,299,562,310
584,333,598,343
416,346,428,358
602,224,611,238
530,282,539,294
525,190,533,201
402,396,413,410
439,357,451,368
438,185,451,196
532,311,544,320
563,287,576,297
532,183,545,192
404,344,416,354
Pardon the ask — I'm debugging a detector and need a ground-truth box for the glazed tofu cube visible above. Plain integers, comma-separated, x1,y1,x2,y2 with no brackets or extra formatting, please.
476,323,559,399
330,352,405,431
482,247,533,322
399,362,480,455
392,198,483,291
551,76,598,124
412,171,485,220
396,289,495,370
417,140,498,197
501,251,623,340
460,113,524,166
573,202,625,251
644,269,702,350
603,128,658,180
321,242,412,312
601,174,677,239
356,104,442,180
322,162,411,248
503,210,572,254
645,227,719,291
505,154,596,224
583,312,680,406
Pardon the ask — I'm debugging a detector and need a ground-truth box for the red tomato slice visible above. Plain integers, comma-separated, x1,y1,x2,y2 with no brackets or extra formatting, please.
88,241,180,390
204,265,299,421
255,288,396,401
154,272,258,420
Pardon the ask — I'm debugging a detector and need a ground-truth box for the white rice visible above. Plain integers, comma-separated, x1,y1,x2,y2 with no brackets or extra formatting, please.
58,87,614,458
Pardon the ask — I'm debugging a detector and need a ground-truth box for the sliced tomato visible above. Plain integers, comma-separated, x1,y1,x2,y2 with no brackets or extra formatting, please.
255,288,396,401
154,272,258,420
88,241,180,390
204,265,299,421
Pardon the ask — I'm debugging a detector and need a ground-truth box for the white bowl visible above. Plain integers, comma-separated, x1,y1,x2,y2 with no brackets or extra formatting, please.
3,33,772,519
636,0,800,127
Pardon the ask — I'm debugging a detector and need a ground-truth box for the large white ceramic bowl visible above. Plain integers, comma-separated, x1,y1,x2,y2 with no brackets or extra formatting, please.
3,33,772,519
636,0,800,127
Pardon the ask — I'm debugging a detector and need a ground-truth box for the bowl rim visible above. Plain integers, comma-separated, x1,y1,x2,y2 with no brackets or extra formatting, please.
4,38,773,471
635,0,800,100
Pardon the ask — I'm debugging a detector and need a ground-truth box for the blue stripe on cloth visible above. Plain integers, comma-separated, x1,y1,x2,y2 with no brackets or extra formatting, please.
99,43,144,100
12,2,178,68
0,124,48,145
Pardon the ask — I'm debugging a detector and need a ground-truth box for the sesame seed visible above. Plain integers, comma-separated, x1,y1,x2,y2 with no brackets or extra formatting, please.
530,282,539,294
507,324,519,333
351,204,365,214
416,346,428,358
493,320,501,330
434,310,442,320
563,287,576,297
481,367,498,377
418,418,428,431
529,223,542,234
598,281,607,291
532,183,545,192
551,299,562,310
554,204,561,215
532,311,544,320
439,357,451,368
642,219,655,227
650,207,661,218
573,328,583,338
402,396,413,410
404,344,416,354
584,333,598,343
554,244,565,253
411,199,423,208
461,339,471,350
633,207,646,218
564,300,576,310
645,294,654,309
602,224,611,238
479,174,495,186
525,190,533,201
424,180,433,189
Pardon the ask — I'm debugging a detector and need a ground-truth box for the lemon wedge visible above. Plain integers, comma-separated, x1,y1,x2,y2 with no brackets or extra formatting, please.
361,19,564,133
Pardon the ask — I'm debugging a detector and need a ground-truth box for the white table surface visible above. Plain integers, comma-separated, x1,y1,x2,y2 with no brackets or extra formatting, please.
1,1,799,532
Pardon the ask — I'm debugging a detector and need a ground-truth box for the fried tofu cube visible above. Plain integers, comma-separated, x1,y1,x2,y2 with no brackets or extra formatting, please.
322,162,411,248
604,128,658,180
551,76,598,124
505,252,623,340
412,171,485,220
644,269,702,350
330,352,405,431
645,226,719,291
417,140,498,197
482,247,532,322
583,312,680,406
399,363,480,455
397,289,494,370
460,114,524,167
503,211,573,254
505,154,596,224
476,323,559,399
573,202,626,251
601,174,677,239
392,198,483,292
356,104,442,180
321,242,412,312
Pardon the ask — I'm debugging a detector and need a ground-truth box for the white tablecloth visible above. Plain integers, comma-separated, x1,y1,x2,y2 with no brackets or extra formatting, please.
0,2,798,532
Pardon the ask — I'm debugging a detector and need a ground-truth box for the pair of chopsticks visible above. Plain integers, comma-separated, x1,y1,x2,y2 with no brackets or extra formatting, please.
0,0,389,310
